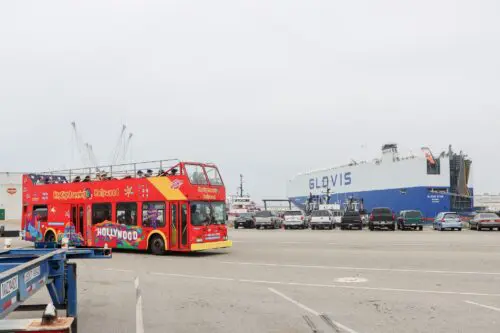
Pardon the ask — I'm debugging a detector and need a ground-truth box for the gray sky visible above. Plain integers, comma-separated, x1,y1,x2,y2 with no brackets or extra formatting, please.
0,0,499,200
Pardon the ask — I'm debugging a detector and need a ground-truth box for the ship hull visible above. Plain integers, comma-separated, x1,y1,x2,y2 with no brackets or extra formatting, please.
290,186,473,219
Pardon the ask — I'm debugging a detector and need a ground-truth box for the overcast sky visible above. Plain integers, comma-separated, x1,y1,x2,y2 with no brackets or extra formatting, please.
0,0,498,199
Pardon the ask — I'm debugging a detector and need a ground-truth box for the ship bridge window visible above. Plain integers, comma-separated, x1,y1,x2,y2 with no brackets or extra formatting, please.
427,159,441,175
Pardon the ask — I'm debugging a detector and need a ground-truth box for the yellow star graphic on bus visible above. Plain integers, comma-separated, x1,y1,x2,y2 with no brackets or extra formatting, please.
125,186,134,198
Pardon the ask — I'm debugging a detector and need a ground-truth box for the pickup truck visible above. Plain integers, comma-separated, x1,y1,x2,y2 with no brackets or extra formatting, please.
254,211,282,229
340,211,363,230
310,210,334,230
369,207,396,231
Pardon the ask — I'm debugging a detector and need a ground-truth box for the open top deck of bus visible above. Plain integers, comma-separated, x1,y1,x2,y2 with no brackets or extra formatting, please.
29,159,222,185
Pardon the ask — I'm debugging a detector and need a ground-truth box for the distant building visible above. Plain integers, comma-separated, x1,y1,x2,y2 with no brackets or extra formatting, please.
0,172,23,220
474,194,500,211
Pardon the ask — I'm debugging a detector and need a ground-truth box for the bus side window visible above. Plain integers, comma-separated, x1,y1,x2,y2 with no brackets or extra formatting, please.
33,205,48,222
117,203,137,226
92,203,112,225
142,202,166,228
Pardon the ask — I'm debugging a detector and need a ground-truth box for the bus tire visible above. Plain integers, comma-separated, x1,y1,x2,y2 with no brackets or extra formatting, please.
149,235,166,255
44,231,56,243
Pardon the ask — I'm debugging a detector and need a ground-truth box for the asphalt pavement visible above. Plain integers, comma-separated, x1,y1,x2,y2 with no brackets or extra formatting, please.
5,227,500,333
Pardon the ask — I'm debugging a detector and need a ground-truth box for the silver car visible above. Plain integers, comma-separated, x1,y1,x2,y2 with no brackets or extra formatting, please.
283,210,307,229
433,212,462,231
470,212,500,231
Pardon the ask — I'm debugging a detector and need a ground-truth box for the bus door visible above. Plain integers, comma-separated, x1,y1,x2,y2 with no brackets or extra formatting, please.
170,202,189,250
71,204,86,241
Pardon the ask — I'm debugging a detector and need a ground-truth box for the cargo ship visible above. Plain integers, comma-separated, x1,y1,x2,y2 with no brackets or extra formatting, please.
287,144,473,218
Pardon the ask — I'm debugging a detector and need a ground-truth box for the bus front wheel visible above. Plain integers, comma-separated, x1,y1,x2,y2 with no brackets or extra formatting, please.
44,231,56,243
149,235,166,255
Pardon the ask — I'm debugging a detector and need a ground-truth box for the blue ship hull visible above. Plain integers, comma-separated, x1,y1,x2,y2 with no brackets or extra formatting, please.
289,186,474,219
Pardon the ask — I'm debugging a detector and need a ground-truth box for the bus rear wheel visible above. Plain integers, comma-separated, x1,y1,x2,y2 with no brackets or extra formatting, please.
149,235,166,255
44,231,56,243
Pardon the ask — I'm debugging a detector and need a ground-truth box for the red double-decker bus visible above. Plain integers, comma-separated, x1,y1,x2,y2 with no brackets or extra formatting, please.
21,160,232,254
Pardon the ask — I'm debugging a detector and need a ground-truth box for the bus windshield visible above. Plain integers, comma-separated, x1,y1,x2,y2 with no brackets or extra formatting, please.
190,201,226,226
211,202,226,224
205,166,223,186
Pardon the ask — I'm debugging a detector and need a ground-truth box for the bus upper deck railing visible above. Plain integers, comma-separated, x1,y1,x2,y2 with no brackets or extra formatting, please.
28,159,184,184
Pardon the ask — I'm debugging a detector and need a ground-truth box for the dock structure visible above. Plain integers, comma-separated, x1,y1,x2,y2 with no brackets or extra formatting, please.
0,243,111,333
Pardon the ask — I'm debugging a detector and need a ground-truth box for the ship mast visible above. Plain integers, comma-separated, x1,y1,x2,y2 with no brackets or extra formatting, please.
238,174,244,197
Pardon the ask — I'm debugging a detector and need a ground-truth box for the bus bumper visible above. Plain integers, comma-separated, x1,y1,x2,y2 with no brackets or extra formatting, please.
190,240,233,251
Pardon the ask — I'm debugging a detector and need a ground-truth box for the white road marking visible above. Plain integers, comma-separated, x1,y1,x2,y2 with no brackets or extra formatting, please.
218,261,500,276
335,277,368,283
268,287,319,316
280,241,313,244
464,300,500,312
150,272,235,282
105,268,134,273
148,271,500,297
268,288,360,333
134,277,144,333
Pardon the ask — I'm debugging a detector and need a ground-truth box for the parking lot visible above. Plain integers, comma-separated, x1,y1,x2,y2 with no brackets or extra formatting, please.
8,227,500,332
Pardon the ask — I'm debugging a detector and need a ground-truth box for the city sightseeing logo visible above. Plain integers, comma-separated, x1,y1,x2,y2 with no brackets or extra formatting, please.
53,188,92,200
170,179,183,189
53,188,119,201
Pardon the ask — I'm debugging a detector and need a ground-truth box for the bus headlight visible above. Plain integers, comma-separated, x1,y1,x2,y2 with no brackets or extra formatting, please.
223,236,228,240
196,238,203,243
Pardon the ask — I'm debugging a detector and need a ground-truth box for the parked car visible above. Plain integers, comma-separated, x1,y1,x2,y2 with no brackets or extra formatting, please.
310,210,335,230
433,212,462,231
255,211,282,229
397,210,424,231
332,210,343,228
340,211,363,230
469,212,500,231
369,207,396,231
234,212,256,229
283,210,307,229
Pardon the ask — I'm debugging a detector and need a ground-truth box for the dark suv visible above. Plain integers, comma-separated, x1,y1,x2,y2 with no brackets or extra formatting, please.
234,212,255,229
397,210,424,231
369,207,396,231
